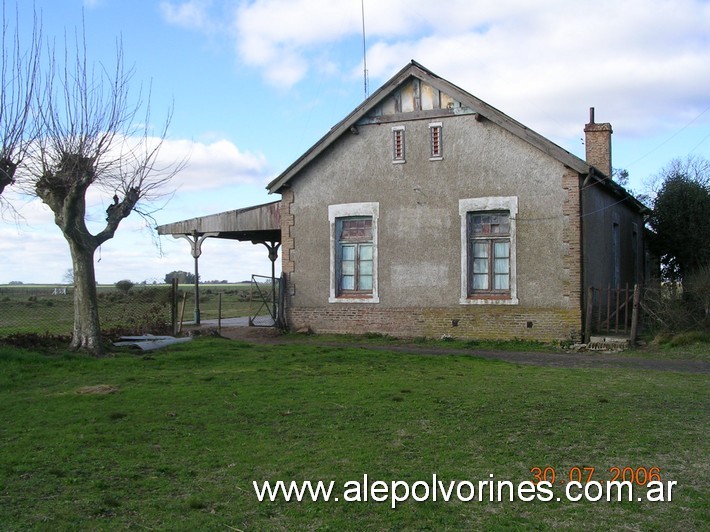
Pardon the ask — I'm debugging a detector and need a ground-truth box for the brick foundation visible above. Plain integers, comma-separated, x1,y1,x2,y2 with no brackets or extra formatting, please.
287,305,582,342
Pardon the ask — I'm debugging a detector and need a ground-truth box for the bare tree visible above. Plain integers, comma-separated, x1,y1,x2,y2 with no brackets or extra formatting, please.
0,1,41,206
19,28,183,355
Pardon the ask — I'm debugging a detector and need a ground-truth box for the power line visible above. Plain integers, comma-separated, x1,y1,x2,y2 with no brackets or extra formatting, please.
624,104,710,169
688,130,710,154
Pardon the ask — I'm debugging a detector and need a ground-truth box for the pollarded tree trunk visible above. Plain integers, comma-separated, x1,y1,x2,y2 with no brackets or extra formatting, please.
36,154,140,356
68,238,102,353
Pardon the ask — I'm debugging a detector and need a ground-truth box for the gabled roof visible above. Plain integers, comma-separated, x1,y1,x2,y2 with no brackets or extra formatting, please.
267,60,591,194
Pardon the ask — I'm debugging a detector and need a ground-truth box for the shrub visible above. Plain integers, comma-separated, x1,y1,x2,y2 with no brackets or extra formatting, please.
642,272,710,333
131,287,170,304
666,330,710,347
115,280,135,295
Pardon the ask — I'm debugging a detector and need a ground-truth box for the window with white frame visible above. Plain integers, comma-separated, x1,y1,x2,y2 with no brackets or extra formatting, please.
329,203,379,303
459,197,519,305
429,122,442,159
468,212,511,294
392,126,405,163
337,218,373,293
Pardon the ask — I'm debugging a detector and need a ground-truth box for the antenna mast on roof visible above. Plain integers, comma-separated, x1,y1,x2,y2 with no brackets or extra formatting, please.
361,0,369,99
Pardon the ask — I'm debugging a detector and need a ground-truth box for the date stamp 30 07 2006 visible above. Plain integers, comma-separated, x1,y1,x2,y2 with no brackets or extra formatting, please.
531,466,664,486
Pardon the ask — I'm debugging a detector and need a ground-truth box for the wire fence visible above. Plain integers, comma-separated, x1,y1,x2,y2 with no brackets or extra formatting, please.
0,285,174,338
0,281,280,339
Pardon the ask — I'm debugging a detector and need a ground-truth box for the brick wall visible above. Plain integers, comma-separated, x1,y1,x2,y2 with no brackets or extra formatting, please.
287,305,581,342
561,166,583,328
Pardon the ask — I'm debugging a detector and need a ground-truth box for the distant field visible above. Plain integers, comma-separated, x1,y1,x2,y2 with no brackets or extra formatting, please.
0,282,276,336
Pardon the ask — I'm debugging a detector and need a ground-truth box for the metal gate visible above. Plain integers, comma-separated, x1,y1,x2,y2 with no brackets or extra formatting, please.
249,274,281,327
584,284,641,341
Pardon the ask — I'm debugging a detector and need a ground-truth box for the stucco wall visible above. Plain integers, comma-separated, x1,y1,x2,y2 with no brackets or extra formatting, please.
282,112,583,340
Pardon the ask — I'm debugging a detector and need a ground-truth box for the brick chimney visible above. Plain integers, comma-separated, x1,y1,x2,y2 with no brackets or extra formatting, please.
584,107,613,177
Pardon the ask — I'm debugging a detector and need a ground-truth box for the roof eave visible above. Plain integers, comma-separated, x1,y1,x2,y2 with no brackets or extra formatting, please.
585,167,650,215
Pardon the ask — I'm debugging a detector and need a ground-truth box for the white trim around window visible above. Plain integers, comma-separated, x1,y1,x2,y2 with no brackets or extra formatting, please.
328,202,380,303
392,126,405,163
459,196,519,305
429,122,443,160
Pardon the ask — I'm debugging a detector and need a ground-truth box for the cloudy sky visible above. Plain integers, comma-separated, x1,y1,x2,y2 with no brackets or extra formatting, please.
2,0,709,285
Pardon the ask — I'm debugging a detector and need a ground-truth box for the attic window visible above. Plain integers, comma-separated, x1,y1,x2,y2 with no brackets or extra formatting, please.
429,122,443,160
392,126,405,163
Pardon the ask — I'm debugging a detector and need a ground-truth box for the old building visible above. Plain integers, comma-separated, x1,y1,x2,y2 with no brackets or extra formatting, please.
160,61,647,341
267,61,646,341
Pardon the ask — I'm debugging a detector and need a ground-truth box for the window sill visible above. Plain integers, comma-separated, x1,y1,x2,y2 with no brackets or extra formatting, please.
392,159,406,165
459,295,519,305
329,295,380,304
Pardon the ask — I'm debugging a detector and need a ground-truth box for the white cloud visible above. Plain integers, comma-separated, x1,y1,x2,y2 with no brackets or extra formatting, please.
8,135,269,229
232,0,363,86
0,136,274,284
159,0,216,32
158,0,709,140
0,225,71,284
156,138,271,192
226,0,710,148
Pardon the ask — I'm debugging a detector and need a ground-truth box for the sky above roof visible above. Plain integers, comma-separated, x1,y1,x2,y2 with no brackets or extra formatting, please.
2,0,709,285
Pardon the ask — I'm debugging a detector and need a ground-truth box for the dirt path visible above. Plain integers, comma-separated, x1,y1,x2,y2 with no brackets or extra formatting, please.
213,326,710,374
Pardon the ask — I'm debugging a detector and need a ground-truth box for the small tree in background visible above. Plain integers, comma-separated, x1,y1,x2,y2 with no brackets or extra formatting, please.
165,270,195,284
647,156,710,283
115,279,134,295
643,156,710,332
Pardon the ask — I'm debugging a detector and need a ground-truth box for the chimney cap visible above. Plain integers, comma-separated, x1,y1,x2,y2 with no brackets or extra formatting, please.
584,107,612,132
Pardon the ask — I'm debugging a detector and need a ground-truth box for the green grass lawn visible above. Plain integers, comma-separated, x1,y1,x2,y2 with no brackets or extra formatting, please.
0,337,707,530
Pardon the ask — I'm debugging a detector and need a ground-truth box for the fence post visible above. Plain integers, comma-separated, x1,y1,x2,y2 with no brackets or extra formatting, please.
278,273,287,330
624,284,630,334
218,292,222,336
584,286,594,343
171,278,178,335
178,292,187,334
248,276,254,327
630,284,641,345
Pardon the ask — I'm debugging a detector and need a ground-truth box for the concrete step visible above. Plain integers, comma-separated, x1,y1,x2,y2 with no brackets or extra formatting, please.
587,335,630,351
